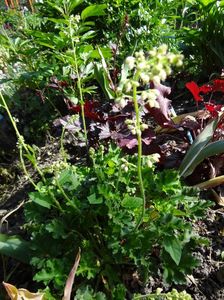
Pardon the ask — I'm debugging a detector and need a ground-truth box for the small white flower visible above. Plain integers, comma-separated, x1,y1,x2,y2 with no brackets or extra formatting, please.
140,73,150,84
125,56,136,70
121,164,129,172
153,75,161,84
167,53,176,64
135,50,145,60
165,66,172,75
141,123,148,130
75,15,81,22
158,44,168,55
149,48,157,57
159,69,167,81
147,96,160,109
176,59,183,67
115,97,126,108
147,159,153,168
137,62,146,70
131,128,136,135
125,81,132,92
132,80,140,87
156,288,163,295
152,153,160,162
125,119,133,125
120,97,127,108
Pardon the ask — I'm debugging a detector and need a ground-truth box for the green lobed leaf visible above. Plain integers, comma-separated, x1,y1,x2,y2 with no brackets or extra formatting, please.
121,196,143,209
163,237,182,265
88,193,103,204
29,192,52,209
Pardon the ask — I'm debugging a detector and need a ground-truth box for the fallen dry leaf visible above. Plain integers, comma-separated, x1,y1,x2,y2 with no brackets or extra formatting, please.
3,282,45,300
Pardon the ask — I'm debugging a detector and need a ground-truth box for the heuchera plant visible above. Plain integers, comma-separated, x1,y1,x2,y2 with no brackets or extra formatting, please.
53,45,185,170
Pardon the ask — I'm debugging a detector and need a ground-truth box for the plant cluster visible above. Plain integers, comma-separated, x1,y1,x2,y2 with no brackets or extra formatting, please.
1,1,224,299
23,145,209,298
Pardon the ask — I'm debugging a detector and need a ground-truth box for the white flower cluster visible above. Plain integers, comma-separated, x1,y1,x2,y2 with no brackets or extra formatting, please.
146,153,160,168
121,158,129,172
125,119,148,136
116,45,183,111
124,44,183,87
141,89,160,108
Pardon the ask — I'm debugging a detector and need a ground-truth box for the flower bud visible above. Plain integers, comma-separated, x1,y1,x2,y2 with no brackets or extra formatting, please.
140,73,150,84
153,75,160,84
125,81,132,93
141,123,148,130
158,44,168,55
125,56,135,70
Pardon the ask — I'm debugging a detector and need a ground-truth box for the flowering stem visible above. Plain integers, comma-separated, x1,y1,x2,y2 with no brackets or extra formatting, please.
132,82,146,230
68,18,88,150
0,91,46,181
73,48,88,147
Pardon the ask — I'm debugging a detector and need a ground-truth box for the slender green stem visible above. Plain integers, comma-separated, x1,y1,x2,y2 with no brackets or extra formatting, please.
19,147,39,190
60,126,67,163
48,189,64,213
73,51,88,146
0,91,65,213
132,83,146,230
1,91,47,183
55,175,79,211
0,91,27,151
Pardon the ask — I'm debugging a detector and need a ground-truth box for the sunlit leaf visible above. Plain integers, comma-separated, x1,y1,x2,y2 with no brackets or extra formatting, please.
81,4,107,20
29,192,52,209
122,196,143,209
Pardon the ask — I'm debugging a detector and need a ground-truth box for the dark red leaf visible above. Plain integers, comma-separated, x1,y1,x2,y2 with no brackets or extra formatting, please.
68,101,104,122
117,129,155,150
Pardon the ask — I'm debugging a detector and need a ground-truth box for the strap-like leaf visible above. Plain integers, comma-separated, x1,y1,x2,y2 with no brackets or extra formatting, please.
183,140,224,177
179,118,218,177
